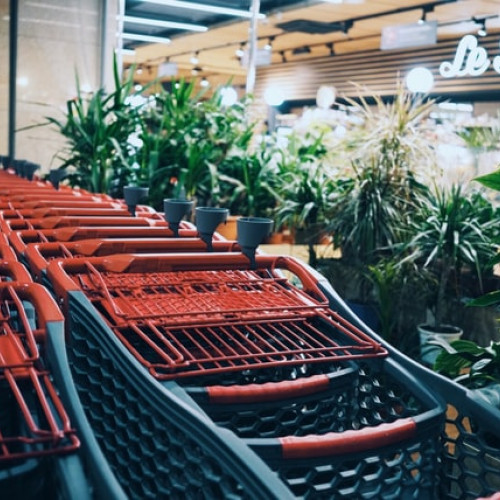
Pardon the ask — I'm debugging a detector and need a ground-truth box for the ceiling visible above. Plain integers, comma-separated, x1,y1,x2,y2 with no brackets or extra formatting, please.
122,0,500,88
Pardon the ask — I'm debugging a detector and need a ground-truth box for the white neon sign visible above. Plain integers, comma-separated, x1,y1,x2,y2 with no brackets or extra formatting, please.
440,34,500,78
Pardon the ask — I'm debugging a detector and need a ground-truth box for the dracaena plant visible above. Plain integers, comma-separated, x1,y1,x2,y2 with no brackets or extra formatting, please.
47,57,141,196
328,81,435,269
400,184,498,329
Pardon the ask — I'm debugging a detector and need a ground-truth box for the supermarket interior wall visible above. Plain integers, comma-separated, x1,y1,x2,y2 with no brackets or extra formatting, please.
5,0,118,173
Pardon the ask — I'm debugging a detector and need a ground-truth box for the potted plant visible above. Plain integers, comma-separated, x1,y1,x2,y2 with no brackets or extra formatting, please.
434,339,500,408
319,82,435,326
400,184,498,363
264,129,336,266
46,57,141,196
134,79,255,211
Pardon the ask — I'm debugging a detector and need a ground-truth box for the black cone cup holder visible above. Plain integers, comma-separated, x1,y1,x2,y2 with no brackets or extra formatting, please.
49,169,67,190
124,186,149,217
237,217,273,268
196,207,229,251
0,155,10,170
163,198,194,237
13,159,27,178
24,162,40,181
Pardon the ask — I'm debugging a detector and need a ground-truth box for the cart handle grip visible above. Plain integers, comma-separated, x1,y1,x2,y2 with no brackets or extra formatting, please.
0,243,18,261
207,375,331,404
279,418,416,458
0,260,33,282
0,282,64,339
273,256,329,304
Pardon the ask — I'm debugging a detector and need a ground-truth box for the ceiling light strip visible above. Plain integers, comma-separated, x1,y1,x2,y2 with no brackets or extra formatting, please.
139,0,265,19
122,32,171,44
122,15,207,32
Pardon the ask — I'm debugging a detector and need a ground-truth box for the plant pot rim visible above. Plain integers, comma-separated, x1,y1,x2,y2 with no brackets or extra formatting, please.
418,323,463,335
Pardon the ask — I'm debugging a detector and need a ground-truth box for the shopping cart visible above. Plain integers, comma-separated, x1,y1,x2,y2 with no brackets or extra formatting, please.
45,251,451,498
0,282,92,499
43,267,295,499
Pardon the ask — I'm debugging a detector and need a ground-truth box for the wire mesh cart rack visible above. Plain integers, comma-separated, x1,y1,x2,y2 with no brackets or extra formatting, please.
46,252,454,498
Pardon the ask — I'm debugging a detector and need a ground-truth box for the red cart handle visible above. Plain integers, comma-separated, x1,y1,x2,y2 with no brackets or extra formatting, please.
0,282,64,324
0,260,33,282
0,243,18,261
36,216,168,229
0,282,64,346
279,418,416,458
207,375,331,404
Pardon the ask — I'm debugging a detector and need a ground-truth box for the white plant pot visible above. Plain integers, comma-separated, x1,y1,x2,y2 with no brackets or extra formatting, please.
418,323,463,366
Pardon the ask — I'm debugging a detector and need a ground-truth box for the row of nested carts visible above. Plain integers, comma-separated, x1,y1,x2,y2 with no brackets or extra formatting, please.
0,165,499,499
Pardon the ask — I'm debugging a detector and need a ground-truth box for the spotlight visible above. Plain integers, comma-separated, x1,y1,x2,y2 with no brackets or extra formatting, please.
235,43,245,58
475,18,487,37
264,37,274,51
190,51,199,64
418,5,433,25
200,77,210,88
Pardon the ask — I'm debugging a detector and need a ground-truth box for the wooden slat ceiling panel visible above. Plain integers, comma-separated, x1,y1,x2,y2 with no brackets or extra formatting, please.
126,0,500,94
254,32,500,101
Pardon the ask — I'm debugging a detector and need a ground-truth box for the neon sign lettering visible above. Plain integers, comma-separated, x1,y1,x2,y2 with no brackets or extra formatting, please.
439,34,500,78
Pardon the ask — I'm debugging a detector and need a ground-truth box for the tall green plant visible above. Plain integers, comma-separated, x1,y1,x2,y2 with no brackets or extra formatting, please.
401,185,498,328
267,129,336,266
218,146,276,217
329,81,435,268
135,80,255,209
467,168,500,307
47,57,140,195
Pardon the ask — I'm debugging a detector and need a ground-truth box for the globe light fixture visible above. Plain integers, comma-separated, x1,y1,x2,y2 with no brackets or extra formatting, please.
220,86,238,106
264,86,284,106
406,66,434,94
316,85,336,109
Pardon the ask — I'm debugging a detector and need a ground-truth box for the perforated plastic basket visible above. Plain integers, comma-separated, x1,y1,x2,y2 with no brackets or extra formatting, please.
316,274,500,500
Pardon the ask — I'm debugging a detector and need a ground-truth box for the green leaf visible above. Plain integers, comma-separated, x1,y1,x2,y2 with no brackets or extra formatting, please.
475,170,500,191
467,291,500,307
